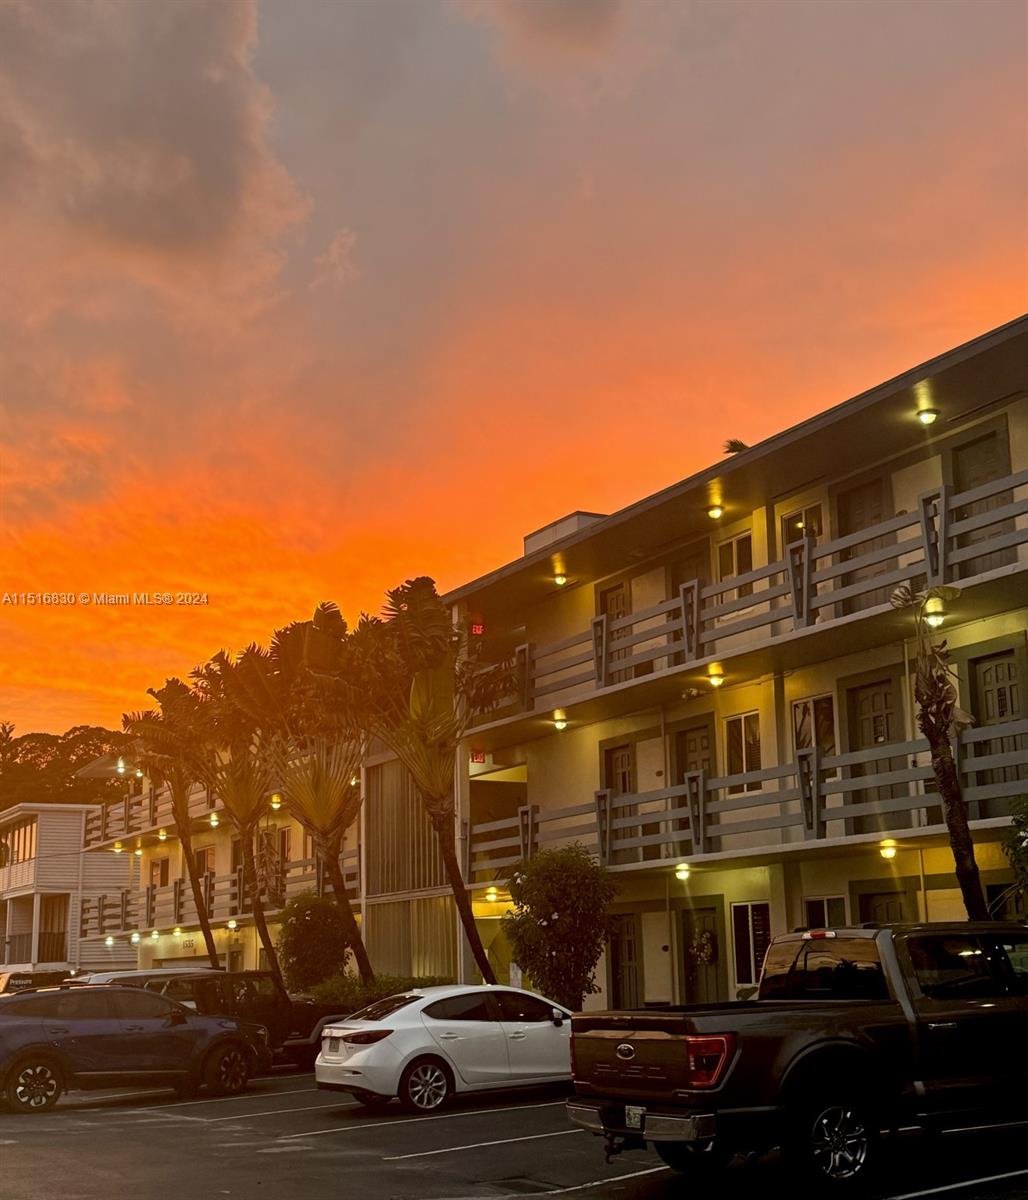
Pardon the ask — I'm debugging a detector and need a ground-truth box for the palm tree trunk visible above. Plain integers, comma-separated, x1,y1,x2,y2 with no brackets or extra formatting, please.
428,808,496,984
323,836,375,984
930,735,990,920
241,833,286,990
176,820,221,968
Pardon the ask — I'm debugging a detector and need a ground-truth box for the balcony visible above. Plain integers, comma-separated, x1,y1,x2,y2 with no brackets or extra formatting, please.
1,933,34,965
467,717,1028,881
479,468,1028,733
79,848,361,939
84,783,215,848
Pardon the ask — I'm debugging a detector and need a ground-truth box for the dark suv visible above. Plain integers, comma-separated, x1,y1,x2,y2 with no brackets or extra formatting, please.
0,985,254,1113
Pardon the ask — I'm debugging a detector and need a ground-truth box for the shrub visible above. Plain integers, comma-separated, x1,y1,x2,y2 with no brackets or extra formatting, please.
307,973,453,1012
276,893,353,992
501,843,617,1011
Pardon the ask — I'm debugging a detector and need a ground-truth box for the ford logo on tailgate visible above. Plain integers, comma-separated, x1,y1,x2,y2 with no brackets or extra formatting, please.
615,1043,635,1061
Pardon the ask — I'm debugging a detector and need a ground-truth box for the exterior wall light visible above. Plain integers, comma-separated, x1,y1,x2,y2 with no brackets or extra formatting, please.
227,919,238,931
158,829,167,841
707,505,724,520
707,663,725,688
554,574,568,587
924,596,946,628
105,936,114,947
270,792,283,811
880,839,898,860
553,709,568,731
209,812,219,828
675,864,691,881
917,407,940,426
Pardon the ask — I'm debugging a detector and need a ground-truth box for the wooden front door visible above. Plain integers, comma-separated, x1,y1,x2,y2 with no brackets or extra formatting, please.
681,906,722,1004
609,914,642,1009
953,432,1014,579
858,891,908,924
605,743,637,865
847,677,909,833
971,651,1026,819
600,583,630,684
837,478,893,613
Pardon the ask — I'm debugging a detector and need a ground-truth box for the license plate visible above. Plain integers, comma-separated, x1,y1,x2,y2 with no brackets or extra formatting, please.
328,1037,340,1053
624,1105,645,1130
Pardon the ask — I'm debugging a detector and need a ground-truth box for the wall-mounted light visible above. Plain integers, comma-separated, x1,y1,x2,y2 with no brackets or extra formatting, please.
675,863,691,881
917,407,940,426
270,792,283,811
209,812,220,828
554,573,568,587
158,829,167,842
131,932,141,945
879,839,898,860
707,663,725,688
924,596,946,629
553,709,568,732
707,504,724,520
227,919,238,931
104,935,114,947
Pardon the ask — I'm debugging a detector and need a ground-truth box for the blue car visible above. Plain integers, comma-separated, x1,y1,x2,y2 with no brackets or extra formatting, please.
0,985,256,1112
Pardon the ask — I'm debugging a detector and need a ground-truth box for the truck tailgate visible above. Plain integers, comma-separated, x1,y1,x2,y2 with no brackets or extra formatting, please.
572,1011,717,1102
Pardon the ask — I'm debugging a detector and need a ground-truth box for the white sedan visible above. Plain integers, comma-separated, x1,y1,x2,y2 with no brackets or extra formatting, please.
315,984,572,1112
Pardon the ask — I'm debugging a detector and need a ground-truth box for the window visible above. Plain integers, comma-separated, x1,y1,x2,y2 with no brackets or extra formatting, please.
781,504,824,550
3,819,38,865
277,827,291,865
347,994,421,1022
718,533,753,598
56,991,116,1020
424,993,494,1022
759,937,888,1000
990,934,1028,994
907,935,1002,999
732,902,771,986
494,992,558,1023
804,896,847,929
604,745,634,795
112,990,179,1020
194,846,215,876
792,695,837,758
150,858,170,889
725,713,761,793
302,830,316,861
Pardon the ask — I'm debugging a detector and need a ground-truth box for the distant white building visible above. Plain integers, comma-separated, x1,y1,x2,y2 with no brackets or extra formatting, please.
0,804,136,976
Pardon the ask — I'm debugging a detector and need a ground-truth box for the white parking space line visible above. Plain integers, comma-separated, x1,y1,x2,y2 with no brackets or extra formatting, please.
206,1100,359,1123
141,1085,321,1111
281,1100,566,1140
384,1128,583,1160
886,1168,1028,1199
540,1166,669,1194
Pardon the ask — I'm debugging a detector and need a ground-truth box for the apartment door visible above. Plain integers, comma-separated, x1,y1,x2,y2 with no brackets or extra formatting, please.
847,677,909,833
858,892,909,924
673,724,713,855
38,895,68,964
605,743,636,865
599,583,630,684
608,914,642,1009
681,907,722,1004
970,651,1026,819
953,432,1014,579
837,478,893,613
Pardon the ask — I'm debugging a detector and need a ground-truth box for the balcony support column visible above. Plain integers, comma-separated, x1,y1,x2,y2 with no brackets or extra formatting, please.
30,892,41,966
678,582,701,661
591,616,609,687
798,747,823,839
787,537,814,629
517,804,539,860
515,643,535,712
919,486,950,585
685,770,707,855
594,789,613,866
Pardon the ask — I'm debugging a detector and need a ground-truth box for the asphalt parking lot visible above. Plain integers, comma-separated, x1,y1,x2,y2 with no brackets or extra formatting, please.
0,1069,1027,1200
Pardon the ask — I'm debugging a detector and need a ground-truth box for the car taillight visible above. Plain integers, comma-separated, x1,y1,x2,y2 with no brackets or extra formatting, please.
684,1034,735,1088
341,1029,393,1045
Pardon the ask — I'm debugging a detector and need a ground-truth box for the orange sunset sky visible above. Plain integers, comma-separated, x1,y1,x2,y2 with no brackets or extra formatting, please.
1,0,1026,734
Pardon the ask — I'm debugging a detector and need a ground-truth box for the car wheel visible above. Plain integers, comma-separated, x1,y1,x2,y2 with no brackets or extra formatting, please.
398,1058,452,1113
653,1142,732,1176
787,1094,880,1193
352,1089,392,1111
204,1043,251,1096
4,1058,62,1113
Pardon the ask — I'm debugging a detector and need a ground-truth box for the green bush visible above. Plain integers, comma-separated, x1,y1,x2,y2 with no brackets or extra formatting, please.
307,973,453,1012
276,893,353,992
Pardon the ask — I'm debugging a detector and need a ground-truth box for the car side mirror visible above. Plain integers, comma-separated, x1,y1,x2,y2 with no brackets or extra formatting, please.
552,1009,565,1027
167,1010,188,1027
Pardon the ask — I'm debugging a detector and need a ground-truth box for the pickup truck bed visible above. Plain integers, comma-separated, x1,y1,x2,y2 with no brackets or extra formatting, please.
568,923,1028,1193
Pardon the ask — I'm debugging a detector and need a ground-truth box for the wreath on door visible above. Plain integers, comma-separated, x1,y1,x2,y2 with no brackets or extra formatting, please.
690,930,716,965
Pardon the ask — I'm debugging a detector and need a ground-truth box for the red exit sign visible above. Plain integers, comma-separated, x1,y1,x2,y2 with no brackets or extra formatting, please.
470,750,486,764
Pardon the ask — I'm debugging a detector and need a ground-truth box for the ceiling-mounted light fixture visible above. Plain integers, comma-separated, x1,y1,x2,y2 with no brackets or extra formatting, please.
270,792,282,811
151,929,159,940
707,663,725,688
485,887,499,903
209,812,219,828
879,839,898,860
707,504,724,520
554,573,568,587
130,932,141,945
227,919,238,931
675,863,691,881
917,407,940,426
924,596,946,629
104,936,114,947
553,709,568,732
113,841,124,854
158,829,168,842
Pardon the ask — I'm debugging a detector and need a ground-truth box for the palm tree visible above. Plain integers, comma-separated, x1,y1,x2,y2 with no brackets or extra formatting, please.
264,619,374,983
337,579,517,984
123,680,221,968
192,649,287,989
891,585,989,920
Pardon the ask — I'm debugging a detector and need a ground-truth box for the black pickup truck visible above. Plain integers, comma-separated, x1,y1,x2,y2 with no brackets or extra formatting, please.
568,923,1028,1192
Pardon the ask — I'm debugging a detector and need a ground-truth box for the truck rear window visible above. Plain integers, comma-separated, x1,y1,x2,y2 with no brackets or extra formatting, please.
759,938,889,1000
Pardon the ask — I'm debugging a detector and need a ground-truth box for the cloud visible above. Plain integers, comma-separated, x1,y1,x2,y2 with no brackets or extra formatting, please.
312,227,359,289
485,0,624,55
